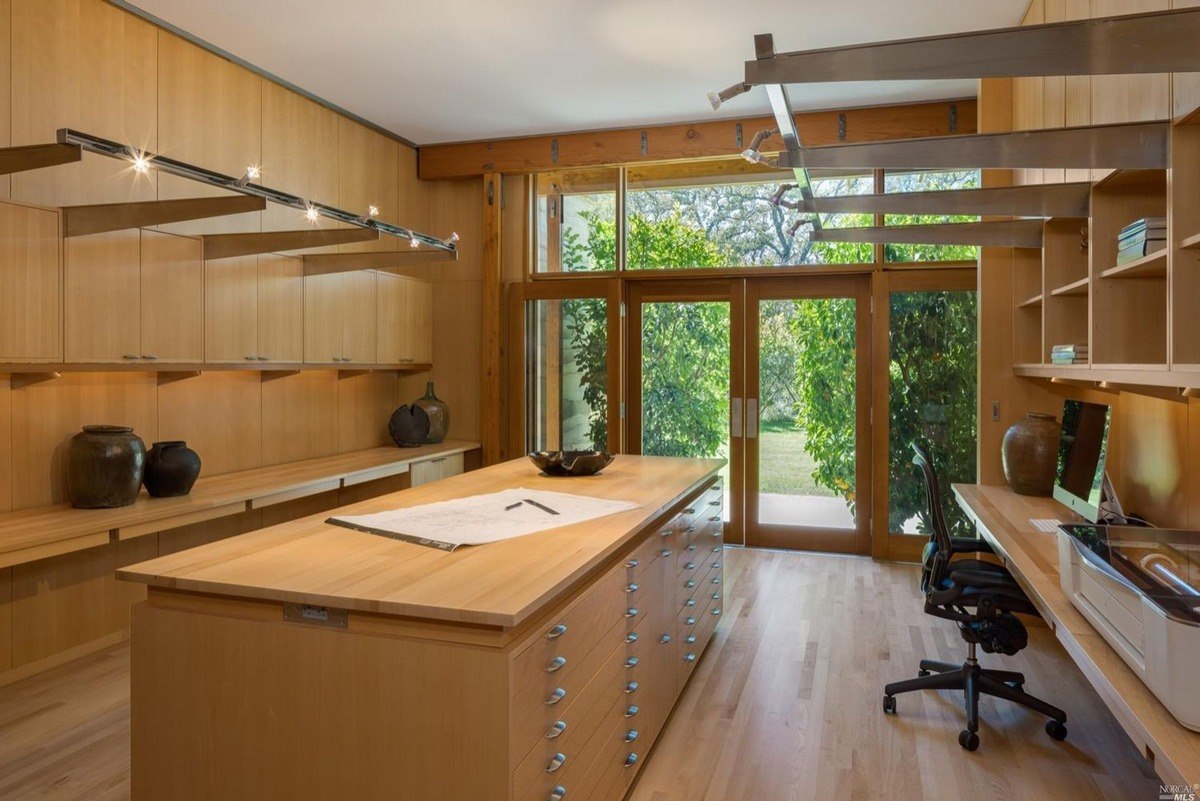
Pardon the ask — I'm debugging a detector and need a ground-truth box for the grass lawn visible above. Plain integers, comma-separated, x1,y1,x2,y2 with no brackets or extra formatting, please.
758,420,837,497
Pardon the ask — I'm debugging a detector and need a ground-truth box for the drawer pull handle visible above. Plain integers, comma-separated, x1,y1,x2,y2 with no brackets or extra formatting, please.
625,632,639,644
685,598,697,607
660,634,672,644
683,507,696,515
712,530,722,538
625,558,639,568
624,681,639,694
244,355,257,361
685,634,697,644
624,657,639,669
708,500,721,506
712,591,722,601
546,753,566,773
624,753,639,768
546,624,568,640
684,562,696,570
685,616,697,626
625,607,639,619
684,653,697,663
709,515,722,522
660,529,671,537
626,583,639,593
711,576,721,585
624,730,639,743
711,561,722,569
684,526,696,534
122,354,138,360
550,785,567,801
546,720,567,739
685,544,697,552
625,705,640,718
546,687,567,705
660,549,672,558
712,545,722,553
546,656,567,673
711,608,722,616
684,580,696,588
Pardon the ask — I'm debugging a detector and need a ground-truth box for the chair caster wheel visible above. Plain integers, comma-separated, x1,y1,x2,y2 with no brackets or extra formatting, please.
882,695,896,714
958,730,980,751
1046,720,1068,741
917,669,931,677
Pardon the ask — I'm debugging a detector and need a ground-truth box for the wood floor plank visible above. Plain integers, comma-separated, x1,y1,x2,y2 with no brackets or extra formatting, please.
0,548,1162,800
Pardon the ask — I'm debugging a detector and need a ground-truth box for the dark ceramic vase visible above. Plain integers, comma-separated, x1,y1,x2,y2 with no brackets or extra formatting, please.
413,381,450,444
144,441,202,498
1002,412,1060,496
389,404,430,448
66,425,147,509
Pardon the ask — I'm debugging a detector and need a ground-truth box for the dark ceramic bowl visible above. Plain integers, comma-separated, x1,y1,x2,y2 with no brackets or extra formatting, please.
528,450,615,477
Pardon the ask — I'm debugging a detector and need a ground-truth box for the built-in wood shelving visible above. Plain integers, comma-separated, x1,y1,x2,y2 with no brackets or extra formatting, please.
1018,293,1043,309
62,196,266,237
0,361,432,375
1050,276,1089,297
1179,232,1200,249
1100,249,1167,279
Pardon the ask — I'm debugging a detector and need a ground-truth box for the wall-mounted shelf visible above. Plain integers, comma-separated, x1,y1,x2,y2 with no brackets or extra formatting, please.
302,249,459,277
0,142,81,175
62,196,266,237
0,362,433,375
1179,232,1200,249
202,228,379,260
1100,250,1166,279
1050,277,1090,297
1018,293,1043,309
1014,364,1193,397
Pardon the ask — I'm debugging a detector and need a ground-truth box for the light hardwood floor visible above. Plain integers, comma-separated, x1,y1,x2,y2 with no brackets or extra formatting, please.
0,548,1161,801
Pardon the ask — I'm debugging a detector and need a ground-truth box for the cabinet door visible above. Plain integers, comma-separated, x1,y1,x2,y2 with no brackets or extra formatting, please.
0,202,61,361
340,270,377,365
438,453,464,481
410,458,440,487
303,272,343,364
375,272,409,364
205,256,258,363
257,255,303,363
407,279,434,364
140,231,205,362
64,230,140,362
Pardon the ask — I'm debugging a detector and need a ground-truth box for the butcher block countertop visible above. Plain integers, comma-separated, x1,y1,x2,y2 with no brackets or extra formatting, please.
119,455,724,628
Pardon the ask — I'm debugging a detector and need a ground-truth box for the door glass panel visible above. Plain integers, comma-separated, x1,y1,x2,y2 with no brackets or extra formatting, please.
758,298,857,529
888,289,978,536
534,169,618,273
527,297,608,451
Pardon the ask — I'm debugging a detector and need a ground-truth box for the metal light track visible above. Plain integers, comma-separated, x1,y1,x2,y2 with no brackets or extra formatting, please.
777,122,1168,171
811,219,1044,248
796,182,1092,218
56,128,457,254
746,8,1200,85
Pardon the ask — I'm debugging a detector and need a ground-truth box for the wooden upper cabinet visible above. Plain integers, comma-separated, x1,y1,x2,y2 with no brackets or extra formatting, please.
0,201,62,362
408,279,433,364
338,119,399,253
375,272,409,365
261,83,341,237
1090,0,1170,125
304,271,377,364
341,270,378,364
157,31,262,235
10,0,158,207
205,256,259,363
257,255,304,363
140,231,204,363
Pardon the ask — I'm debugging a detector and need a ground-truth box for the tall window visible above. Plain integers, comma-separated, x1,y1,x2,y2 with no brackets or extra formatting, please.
534,169,618,273
884,170,982,263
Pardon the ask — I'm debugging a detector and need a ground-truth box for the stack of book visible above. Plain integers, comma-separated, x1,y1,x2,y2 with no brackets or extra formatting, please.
1117,217,1166,264
1051,344,1088,365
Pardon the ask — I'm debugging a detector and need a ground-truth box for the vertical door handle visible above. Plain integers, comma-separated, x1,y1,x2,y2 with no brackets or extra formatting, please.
731,397,743,438
746,398,759,440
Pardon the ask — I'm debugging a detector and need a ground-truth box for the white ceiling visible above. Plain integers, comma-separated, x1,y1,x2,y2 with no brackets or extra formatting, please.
130,0,1030,145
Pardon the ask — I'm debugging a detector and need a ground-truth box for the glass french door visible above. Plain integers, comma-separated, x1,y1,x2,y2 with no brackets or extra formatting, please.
744,276,872,553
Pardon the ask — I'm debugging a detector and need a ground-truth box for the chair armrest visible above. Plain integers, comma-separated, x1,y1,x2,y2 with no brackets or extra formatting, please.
949,536,994,555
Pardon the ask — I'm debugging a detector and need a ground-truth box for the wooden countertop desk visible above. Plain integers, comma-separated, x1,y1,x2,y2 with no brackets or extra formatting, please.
953,483,1200,789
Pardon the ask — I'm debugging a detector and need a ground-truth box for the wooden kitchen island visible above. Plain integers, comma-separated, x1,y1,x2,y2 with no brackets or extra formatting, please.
118,455,726,801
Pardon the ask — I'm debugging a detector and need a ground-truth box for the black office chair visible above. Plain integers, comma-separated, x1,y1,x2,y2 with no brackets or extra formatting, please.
881,441,1069,751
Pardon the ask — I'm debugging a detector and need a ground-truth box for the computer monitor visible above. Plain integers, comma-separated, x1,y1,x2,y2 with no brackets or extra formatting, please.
1053,399,1112,523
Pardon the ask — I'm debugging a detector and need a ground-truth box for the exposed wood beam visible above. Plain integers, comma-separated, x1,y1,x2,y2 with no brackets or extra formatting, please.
418,99,975,179
781,122,1168,170
301,249,459,276
802,182,1091,217
481,173,503,466
746,9,1200,85
0,142,81,175
62,196,266,237
203,229,378,260
811,219,1044,248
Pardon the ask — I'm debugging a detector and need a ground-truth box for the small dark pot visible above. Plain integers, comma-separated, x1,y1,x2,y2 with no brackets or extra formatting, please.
413,381,450,444
144,441,202,498
1002,413,1060,496
66,425,146,509
389,404,430,448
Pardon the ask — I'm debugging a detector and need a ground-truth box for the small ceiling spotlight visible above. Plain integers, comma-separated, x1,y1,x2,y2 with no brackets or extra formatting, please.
367,205,380,218
235,164,262,187
305,204,321,223
410,236,420,248
707,82,750,111
741,129,779,167
787,218,816,238
130,152,151,175
445,232,460,246
769,184,800,208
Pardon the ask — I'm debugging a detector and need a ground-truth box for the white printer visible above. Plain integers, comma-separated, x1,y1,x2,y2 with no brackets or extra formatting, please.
1058,524,1200,731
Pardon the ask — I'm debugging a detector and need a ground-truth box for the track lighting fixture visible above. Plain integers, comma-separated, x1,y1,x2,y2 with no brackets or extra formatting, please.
410,236,420,248
769,184,800,209
131,152,151,175
235,165,261,187
445,232,459,246
305,205,321,223
707,81,751,111
787,218,815,238
741,129,780,166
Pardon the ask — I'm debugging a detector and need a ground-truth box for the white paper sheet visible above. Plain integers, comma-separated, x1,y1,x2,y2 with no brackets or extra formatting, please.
326,488,640,551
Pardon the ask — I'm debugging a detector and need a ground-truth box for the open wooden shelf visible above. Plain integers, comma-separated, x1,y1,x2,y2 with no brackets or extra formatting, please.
1100,249,1166,279
1013,364,1193,396
1017,293,1043,309
1179,232,1200,250
1050,276,1090,297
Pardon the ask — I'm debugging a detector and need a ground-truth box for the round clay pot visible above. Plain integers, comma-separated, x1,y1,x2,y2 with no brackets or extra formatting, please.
66,425,147,508
413,381,450,444
144,441,202,498
388,404,430,448
1002,413,1060,496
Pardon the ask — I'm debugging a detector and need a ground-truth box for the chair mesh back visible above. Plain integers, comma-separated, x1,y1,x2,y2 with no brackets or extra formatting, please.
911,441,952,594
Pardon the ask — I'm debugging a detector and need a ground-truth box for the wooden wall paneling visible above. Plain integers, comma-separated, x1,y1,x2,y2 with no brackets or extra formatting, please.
341,270,378,365
1012,0,1045,185
1190,398,1200,527
338,119,399,253
0,376,9,514
1042,0,1068,185
1090,1,1171,126
336,371,398,453
156,30,262,235
157,371,262,476
0,201,61,362
409,279,434,363
433,281,482,441
1063,0,1094,182
10,0,157,207
11,543,114,666
1111,392,1190,526
204,255,258,362
8,371,158,508
260,82,341,238
0,567,10,673
481,173,502,465
64,230,140,363
0,0,11,200
257,255,304,363
140,230,205,362
501,176,528,283
158,507,262,556
260,370,338,466
1172,0,1200,119
376,272,409,364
